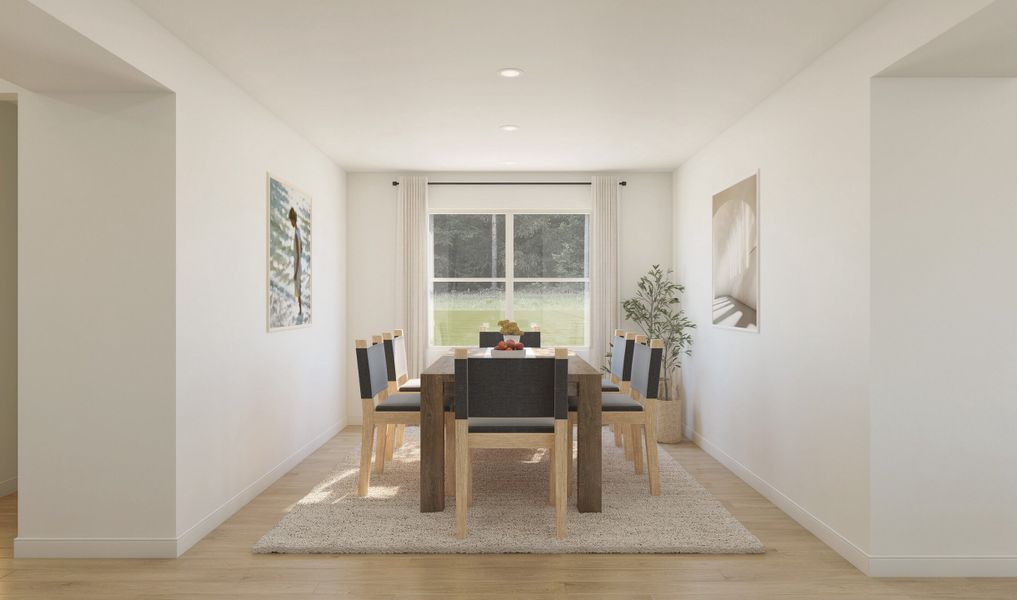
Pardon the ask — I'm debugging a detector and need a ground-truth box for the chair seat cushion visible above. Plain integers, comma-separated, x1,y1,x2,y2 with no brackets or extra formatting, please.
568,392,644,412
601,377,621,392
376,391,453,411
375,392,421,411
467,417,555,433
398,377,421,392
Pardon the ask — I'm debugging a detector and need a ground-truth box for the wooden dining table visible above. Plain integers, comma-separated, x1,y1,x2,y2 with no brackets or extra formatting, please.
419,349,603,513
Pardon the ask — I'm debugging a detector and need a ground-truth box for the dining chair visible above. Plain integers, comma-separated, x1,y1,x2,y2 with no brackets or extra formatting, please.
382,329,420,456
354,336,423,497
569,336,663,496
604,330,637,456
453,347,569,539
383,329,421,393
478,331,542,348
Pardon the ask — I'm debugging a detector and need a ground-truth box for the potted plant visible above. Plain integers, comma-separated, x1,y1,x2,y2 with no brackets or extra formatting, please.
621,265,695,443
497,319,523,344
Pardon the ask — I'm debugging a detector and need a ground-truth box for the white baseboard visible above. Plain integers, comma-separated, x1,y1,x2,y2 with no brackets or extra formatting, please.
868,556,1017,577
0,475,16,497
15,537,177,558
689,429,871,574
174,420,343,556
14,421,343,559
689,429,1017,577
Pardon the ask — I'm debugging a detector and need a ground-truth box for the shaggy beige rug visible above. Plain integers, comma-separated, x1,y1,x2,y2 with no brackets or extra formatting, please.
254,429,764,554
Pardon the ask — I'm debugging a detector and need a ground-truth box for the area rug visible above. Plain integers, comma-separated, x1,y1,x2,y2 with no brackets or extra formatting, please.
254,429,764,554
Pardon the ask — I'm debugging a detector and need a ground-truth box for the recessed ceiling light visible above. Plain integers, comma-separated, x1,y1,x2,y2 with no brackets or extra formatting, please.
500,161,516,165
500,124,519,132
498,68,523,78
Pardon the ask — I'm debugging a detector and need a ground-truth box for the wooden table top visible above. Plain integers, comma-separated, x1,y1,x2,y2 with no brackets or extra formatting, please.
421,349,602,378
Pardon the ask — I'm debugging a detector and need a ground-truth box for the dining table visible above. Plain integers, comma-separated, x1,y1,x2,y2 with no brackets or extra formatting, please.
418,348,604,513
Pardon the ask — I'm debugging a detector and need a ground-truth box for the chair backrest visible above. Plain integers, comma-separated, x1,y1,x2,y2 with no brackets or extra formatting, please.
521,331,541,348
629,338,663,399
608,330,636,381
355,338,389,400
478,331,503,348
454,348,567,419
382,329,410,383
478,331,542,348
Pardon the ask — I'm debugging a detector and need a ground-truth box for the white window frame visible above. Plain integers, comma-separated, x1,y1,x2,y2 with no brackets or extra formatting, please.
427,207,591,351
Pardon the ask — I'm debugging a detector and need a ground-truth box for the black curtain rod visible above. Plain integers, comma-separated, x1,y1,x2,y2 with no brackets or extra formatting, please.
391,180,626,186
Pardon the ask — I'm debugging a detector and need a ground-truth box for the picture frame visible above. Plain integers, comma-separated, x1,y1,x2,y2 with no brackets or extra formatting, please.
267,173,312,331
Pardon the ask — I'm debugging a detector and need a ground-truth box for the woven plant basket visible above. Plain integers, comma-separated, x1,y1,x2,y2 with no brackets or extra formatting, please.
656,376,684,444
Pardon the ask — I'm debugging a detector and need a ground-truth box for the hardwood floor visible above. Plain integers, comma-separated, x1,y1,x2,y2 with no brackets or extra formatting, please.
1,426,1014,599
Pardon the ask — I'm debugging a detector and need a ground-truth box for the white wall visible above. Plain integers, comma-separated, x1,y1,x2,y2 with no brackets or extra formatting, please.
19,0,348,556
345,171,671,423
13,88,178,554
0,99,17,497
672,0,992,573
870,77,1017,574
618,173,674,334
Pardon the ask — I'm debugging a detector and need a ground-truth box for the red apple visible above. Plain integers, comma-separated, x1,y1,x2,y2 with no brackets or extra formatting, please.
496,341,508,350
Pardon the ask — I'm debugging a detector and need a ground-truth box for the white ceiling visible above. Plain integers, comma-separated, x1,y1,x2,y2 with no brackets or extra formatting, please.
880,0,1017,77
0,0,163,92
133,0,888,172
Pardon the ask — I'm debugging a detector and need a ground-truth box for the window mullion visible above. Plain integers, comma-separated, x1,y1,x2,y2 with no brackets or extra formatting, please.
505,213,514,320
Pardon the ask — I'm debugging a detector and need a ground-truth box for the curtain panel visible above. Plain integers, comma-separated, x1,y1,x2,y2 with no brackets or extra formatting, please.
589,175,620,369
396,175,428,378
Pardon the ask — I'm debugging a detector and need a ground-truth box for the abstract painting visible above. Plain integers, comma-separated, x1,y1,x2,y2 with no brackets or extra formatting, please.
712,173,758,331
268,174,311,331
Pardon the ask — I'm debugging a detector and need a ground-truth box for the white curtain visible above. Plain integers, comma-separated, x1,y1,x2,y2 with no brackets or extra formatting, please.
589,175,620,370
396,175,428,378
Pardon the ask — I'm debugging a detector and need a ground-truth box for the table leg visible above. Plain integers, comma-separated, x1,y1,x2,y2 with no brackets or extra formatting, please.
420,374,445,512
576,373,602,512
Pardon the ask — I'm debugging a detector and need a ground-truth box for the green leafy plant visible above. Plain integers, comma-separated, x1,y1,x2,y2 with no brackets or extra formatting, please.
621,265,695,402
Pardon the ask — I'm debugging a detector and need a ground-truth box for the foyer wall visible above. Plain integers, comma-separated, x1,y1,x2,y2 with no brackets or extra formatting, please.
672,0,993,572
0,98,17,498
17,0,349,556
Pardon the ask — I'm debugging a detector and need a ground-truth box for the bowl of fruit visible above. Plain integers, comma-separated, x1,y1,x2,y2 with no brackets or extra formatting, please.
492,339,526,357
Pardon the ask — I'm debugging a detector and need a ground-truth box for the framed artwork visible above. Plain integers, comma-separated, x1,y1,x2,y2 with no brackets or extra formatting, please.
267,174,311,331
712,172,759,331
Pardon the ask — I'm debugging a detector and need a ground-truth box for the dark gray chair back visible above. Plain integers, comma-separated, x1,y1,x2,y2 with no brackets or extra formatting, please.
382,330,409,382
478,331,542,348
629,341,663,399
609,335,635,381
478,331,503,348
455,353,567,419
355,341,389,400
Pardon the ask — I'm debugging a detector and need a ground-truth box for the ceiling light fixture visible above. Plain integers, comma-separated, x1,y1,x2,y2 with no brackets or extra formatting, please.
500,124,519,132
498,68,523,78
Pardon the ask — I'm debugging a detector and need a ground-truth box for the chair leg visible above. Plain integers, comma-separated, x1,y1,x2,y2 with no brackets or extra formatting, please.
385,424,396,461
623,424,633,460
374,423,388,474
467,448,474,505
548,442,556,506
395,424,406,448
631,424,644,474
567,415,574,498
455,420,469,538
613,423,623,447
644,401,662,496
445,413,456,497
357,421,375,497
554,420,568,539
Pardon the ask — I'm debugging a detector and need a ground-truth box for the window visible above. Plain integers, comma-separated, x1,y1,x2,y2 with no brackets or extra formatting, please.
430,212,589,347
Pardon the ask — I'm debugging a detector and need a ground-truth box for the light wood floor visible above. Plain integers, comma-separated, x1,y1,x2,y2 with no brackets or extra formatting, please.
1,426,1015,599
